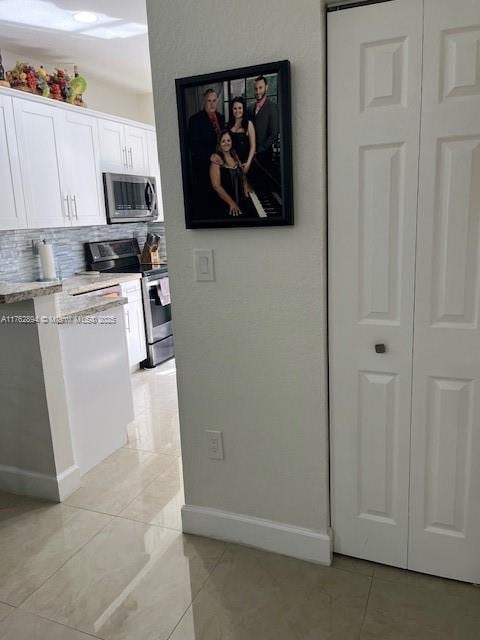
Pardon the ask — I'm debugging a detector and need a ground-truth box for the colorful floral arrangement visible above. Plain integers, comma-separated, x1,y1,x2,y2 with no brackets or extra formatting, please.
6,62,87,107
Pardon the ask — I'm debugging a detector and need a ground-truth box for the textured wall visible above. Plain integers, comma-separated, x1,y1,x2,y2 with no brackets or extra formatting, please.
147,0,329,532
0,222,166,281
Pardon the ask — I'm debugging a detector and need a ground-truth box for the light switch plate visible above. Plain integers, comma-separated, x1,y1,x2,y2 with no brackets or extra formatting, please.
194,249,215,281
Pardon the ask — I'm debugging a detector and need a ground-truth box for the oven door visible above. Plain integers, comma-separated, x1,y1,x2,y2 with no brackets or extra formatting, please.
104,173,157,223
142,276,173,344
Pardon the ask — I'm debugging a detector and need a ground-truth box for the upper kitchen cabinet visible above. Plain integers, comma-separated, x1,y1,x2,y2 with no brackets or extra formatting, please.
13,98,68,229
0,94,26,230
125,125,149,174
97,118,126,172
59,111,106,227
13,97,106,229
98,117,149,175
0,87,161,230
147,129,164,222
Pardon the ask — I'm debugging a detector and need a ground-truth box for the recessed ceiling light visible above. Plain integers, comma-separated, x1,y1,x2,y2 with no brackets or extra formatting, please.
73,11,98,24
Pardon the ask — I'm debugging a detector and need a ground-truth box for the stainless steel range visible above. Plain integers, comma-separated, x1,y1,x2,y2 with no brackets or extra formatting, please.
85,238,173,367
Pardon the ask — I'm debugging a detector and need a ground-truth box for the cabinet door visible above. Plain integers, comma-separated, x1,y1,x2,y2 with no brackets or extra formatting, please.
132,298,147,364
124,299,147,366
61,111,106,227
124,304,135,366
125,125,149,174
0,95,26,230
98,118,128,172
13,98,68,228
147,129,164,221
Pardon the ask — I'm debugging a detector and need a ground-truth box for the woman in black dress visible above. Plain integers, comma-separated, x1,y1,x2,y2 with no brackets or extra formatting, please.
209,130,256,218
228,97,256,183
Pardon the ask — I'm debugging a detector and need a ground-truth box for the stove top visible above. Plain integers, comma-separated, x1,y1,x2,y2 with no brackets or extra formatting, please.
85,238,167,279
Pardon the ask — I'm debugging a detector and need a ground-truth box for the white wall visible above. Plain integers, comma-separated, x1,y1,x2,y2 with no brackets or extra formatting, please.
147,0,330,546
1,49,154,123
137,92,156,126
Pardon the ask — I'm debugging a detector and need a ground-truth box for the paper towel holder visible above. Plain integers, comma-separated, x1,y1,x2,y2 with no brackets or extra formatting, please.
31,239,45,255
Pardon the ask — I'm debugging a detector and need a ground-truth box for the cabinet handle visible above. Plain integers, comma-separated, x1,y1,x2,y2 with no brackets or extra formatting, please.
128,147,133,169
125,308,130,332
72,194,79,219
122,146,128,168
64,194,71,220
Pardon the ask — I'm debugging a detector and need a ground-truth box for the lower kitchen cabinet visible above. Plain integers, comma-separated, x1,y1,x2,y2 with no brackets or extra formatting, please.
122,281,147,367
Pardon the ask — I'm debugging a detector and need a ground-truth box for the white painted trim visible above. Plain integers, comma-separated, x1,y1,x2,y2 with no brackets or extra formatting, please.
182,505,332,565
56,465,81,501
0,463,80,502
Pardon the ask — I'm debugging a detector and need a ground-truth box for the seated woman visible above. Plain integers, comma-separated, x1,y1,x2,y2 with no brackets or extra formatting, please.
228,96,256,185
209,130,257,218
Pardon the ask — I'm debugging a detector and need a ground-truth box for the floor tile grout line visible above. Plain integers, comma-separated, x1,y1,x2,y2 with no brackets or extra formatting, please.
63,502,120,519
67,451,181,520
358,574,374,639
0,599,15,608
15,511,114,610
165,544,229,640
112,513,183,533
10,609,104,639
113,461,182,517
122,444,180,458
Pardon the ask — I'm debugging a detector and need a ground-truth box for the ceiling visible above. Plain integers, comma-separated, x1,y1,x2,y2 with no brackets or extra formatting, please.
0,0,153,92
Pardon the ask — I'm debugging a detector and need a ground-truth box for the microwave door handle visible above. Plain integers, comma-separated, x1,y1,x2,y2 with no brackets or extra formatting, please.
146,179,157,216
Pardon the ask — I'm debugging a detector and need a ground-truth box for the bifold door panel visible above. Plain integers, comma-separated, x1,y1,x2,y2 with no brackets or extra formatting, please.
328,0,423,568
328,0,480,583
408,0,480,583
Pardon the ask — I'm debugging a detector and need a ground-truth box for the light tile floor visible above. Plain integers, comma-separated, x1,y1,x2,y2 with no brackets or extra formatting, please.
1,358,480,639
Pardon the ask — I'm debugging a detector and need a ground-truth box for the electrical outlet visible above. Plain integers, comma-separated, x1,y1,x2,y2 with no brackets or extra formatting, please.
206,430,224,460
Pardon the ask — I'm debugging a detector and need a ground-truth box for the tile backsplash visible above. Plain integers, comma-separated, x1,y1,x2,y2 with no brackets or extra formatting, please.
0,222,166,281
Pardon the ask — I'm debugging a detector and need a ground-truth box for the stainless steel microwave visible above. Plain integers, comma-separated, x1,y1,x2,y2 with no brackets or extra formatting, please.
103,173,158,223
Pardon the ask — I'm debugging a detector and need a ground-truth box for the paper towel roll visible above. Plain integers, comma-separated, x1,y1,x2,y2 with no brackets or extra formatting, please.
38,242,57,281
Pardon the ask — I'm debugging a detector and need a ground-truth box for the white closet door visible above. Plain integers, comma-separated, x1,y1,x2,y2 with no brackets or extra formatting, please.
408,0,480,583
328,0,423,567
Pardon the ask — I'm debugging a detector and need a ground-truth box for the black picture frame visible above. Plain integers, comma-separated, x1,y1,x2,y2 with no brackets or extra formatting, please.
175,60,293,229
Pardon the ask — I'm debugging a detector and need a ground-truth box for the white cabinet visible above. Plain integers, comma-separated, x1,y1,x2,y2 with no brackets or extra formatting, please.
98,118,149,174
146,129,164,222
0,87,160,230
13,98,106,229
0,95,26,230
59,111,106,227
13,99,68,229
97,118,126,172
125,125,149,174
121,280,147,367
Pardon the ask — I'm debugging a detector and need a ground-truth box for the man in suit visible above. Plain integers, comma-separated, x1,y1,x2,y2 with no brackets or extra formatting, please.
249,76,279,173
188,89,225,216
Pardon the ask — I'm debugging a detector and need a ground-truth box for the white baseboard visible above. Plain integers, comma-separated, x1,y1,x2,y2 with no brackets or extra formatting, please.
182,505,332,565
0,463,80,502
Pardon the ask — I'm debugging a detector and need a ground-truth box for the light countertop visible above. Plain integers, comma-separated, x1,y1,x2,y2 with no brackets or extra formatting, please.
62,272,141,295
0,280,62,304
47,292,127,322
0,272,141,304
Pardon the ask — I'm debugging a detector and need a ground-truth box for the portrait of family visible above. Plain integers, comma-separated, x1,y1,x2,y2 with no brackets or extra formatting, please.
176,61,293,228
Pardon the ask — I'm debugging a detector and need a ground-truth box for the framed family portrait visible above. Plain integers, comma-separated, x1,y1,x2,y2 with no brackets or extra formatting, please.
176,60,293,229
